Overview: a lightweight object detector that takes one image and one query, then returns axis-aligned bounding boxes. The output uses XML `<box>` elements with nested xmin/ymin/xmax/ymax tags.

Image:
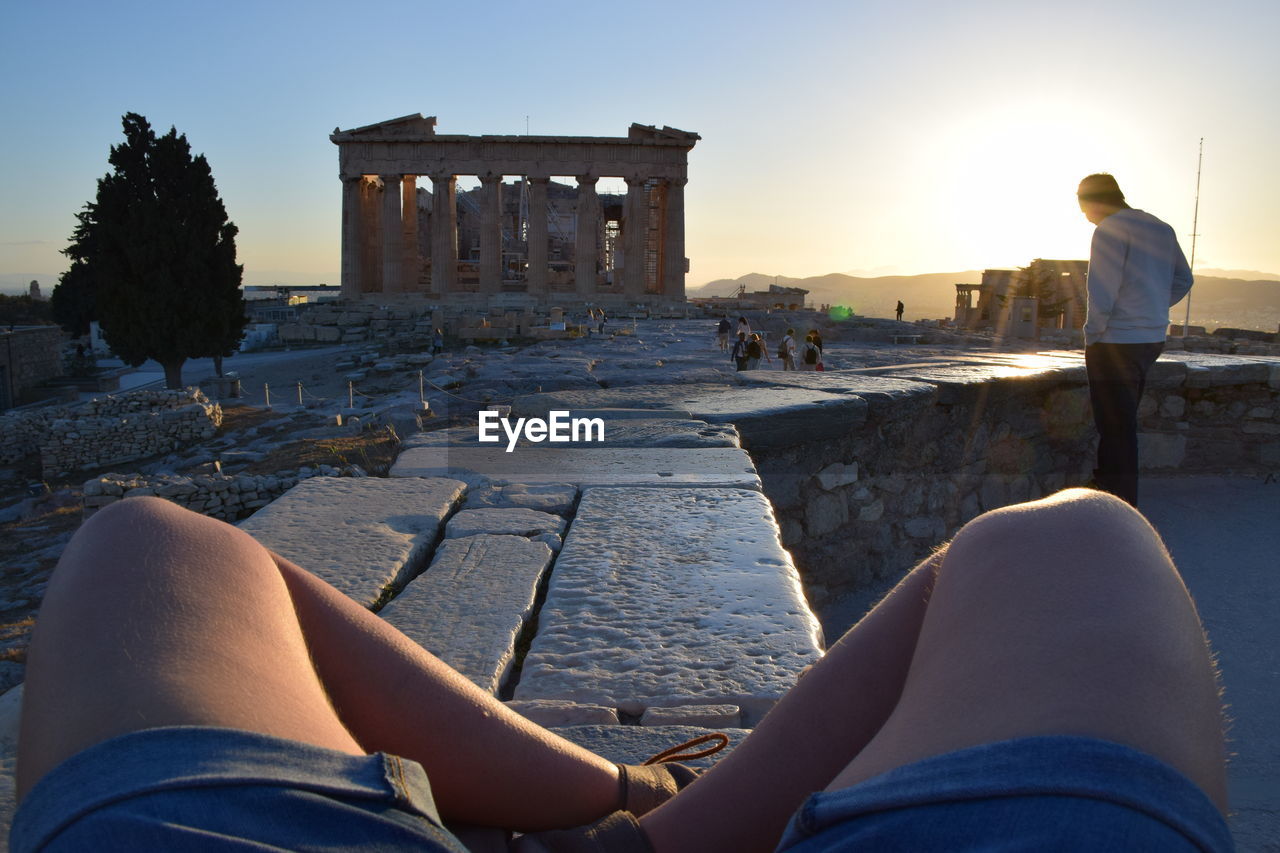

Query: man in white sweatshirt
<box><xmin>1077</xmin><ymin>173</ymin><xmax>1193</xmax><ymax>506</ymax></box>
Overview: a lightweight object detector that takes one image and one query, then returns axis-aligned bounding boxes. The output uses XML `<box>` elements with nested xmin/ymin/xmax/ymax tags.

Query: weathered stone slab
<box><xmin>514</xmin><ymin>383</ymin><xmax>867</xmax><ymax>450</ymax></box>
<box><xmin>379</xmin><ymin>534</ymin><xmax>553</xmax><ymax>694</ymax></box>
<box><xmin>465</xmin><ymin>483</ymin><xmax>579</xmax><ymax>514</ymax></box>
<box><xmin>515</xmin><ymin>487</ymin><xmax>823</xmax><ymax>723</ymax></box>
<box><xmin>391</xmin><ymin>447</ymin><xmax>761</xmax><ymax>491</ymax></box>
<box><xmin>505</xmin><ymin>700</ymin><xmax>621</xmax><ymax>727</ymax></box>
<box><xmin>239</xmin><ymin>477</ymin><xmax>465</xmax><ymax>608</ymax></box>
<box><xmin>1158</xmin><ymin>353</ymin><xmax>1272</xmax><ymax>386</ymax></box>
<box><xmin>884</xmin><ymin>363</ymin><xmax>1084</xmax><ymax>405</ymax></box>
<box><xmin>402</xmin><ymin>416</ymin><xmax>740</xmax><ymax>449</ymax></box>
<box><xmin>641</xmin><ymin>704</ymin><xmax>742</xmax><ymax>728</ymax></box>
<box><xmin>445</xmin><ymin>507</ymin><xmax>567</xmax><ymax>540</ymax></box>
<box><xmin>732</xmin><ymin>371</ymin><xmax>937</xmax><ymax>414</ymax></box>
<box><xmin>552</xmin><ymin>725</ymin><xmax>748</xmax><ymax>769</ymax></box>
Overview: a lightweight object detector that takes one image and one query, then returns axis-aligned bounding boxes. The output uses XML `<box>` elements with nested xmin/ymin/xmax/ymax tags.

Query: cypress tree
<box><xmin>60</xmin><ymin>113</ymin><xmax>246</xmax><ymax>388</ymax></box>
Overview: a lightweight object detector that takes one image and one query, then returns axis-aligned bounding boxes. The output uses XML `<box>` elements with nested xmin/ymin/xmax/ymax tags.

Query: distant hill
<box><xmin>691</xmin><ymin>270</ymin><xmax>1280</xmax><ymax>332</ymax></box>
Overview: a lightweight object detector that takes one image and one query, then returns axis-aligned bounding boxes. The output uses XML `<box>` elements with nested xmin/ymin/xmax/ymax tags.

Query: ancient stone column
<box><xmin>575</xmin><ymin>176</ymin><xmax>600</xmax><ymax>298</ymax></box>
<box><xmin>660</xmin><ymin>177</ymin><xmax>687</xmax><ymax>303</ymax></box>
<box><xmin>479</xmin><ymin>173</ymin><xmax>503</xmax><ymax>294</ymax></box>
<box><xmin>401</xmin><ymin>175</ymin><xmax>419</xmax><ymax>292</ymax></box>
<box><xmin>340</xmin><ymin>176</ymin><xmax>363</xmax><ymax>299</ymax></box>
<box><xmin>623</xmin><ymin>176</ymin><xmax>648</xmax><ymax>299</ymax></box>
<box><xmin>360</xmin><ymin>178</ymin><xmax>382</xmax><ymax>293</ymax></box>
<box><xmin>430</xmin><ymin>172</ymin><xmax>458</xmax><ymax>294</ymax></box>
<box><xmin>527</xmin><ymin>177</ymin><xmax>550</xmax><ymax>297</ymax></box>
<box><xmin>380</xmin><ymin>174</ymin><xmax>404</xmax><ymax>294</ymax></box>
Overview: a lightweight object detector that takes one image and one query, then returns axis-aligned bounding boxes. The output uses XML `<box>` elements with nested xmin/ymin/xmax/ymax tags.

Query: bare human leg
<box><xmin>17</xmin><ymin>496</ymin><xmax>620</xmax><ymax>830</ymax></box>
<box><xmin>641</xmin><ymin>488</ymin><xmax>1226</xmax><ymax>853</ymax></box>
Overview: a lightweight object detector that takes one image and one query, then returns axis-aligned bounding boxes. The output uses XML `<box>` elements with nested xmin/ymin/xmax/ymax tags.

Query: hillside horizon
<box><xmin>691</xmin><ymin>270</ymin><xmax>1280</xmax><ymax>333</ymax></box>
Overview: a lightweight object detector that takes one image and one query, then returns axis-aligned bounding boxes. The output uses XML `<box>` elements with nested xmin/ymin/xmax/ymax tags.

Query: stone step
<box><xmin>379</xmin><ymin>534</ymin><xmax>554</xmax><ymax>695</ymax></box>
<box><xmin>238</xmin><ymin>476</ymin><xmax>466</xmax><ymax>608</ymax></box>
<box><xmin>514</xmin><ymin>487</ymin><xmax>823</xmax><ymax>724</ymax></box>
<box><xmin>391</xmin><ymin>447</ymin><xmax>761</xmax><ymax>491</ymax></box>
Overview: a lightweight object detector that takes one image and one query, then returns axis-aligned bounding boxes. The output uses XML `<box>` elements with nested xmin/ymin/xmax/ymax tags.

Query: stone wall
<box><xmin>81</xmin><ymin>466</ymin><xmax>349</xmax><ymax>522</ymax></box>
<box><xmin>0</xmin><ymin>388</ymin><xmax>221</xmax><ymax>477</ymax></box>
<box><xmin>278</xmin><ymin>303</ymin><xmax>433</xmax><ymax>346</ymax></box>
<box><xmin>744</xmin><ymin>359</ymin><xmax>1280</xmax><ymax>609</ymax></box>
<box><xmin>0</xmin><ymin>325</ymin><xmax>63</xmax><ymax>408</ymax></box>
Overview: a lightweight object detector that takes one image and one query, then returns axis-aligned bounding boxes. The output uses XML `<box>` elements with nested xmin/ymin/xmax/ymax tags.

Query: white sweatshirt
<box><xmin>1085</xmin><ymin>209</ymin><xmax>1193</xmax><ymax>345</ymax></box>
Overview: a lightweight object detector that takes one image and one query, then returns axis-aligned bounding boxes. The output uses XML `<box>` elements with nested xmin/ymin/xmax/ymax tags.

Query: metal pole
<box><xmin>297</xmin><ymin>381</ymin><xmax>303</xmax><ymax>407</ymax></box>
<box><xmin>1182</xmin><ymin>138</ymin><xmax>1203</xmax><ymax>337</ymax></box>
<box><xmin>264</xmin><ymin>383</ymin><xmax>271</xmax><ymax>409</ymax></box>
<box><xmin>418</xmin><ymin>370</ymin><xmax>425</xmax><ymax>407</ymax></box>
<box><xmin>348</xmin><ymin>381</ymin><xmax>354</xmax><ymax>409</ymax></box>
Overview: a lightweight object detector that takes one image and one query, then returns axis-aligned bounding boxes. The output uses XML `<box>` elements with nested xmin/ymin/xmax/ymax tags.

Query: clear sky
<box><xmin>2</xmin><ymin>0</ymin><xmax>1277</xmax><ymax>292</ymax></box>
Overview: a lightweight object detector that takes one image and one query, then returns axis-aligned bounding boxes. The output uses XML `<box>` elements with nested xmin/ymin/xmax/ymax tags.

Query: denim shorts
<box><xmin>10</xmin><ymin>726</ymin><xmax>470</xmax><ymax>852</ymax></box>
<box><xmin>776</xmin><ymin>736</ymin><xmax>1233</xmax><ymax>852</ymax></box>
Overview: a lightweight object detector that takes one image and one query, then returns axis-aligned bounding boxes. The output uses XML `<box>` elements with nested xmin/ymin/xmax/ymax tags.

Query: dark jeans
<box><xmin>1085</xmin><ymin>341</ymin><xmax>1164</xmax><ymax>506</ymax></box>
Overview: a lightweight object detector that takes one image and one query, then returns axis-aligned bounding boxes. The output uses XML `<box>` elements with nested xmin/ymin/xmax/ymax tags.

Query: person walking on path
<box><xmin>736</xmin><ymin>316</ymin><xmax>751</xmax><ymax>339</ymax></box>
<box><xmin>745</xmin><ymin>332</ymin><xmax>771</xmax><ymax>370</ymax></box>
<box><xmin>778</xmin><ymin>328</ymin><xmax>798</xmax><ymax>370</ymax></box>
<box><xmin>716</xmin><ymin>317</ymin><xmax>731</xmax><ymax>352</ymax></box>
<box><xmin>800</xmin><ymin>333</ymin><xmax>822</xmax><ymax>371</ymax></box>
<box><xmin>731</xmin><ymin>331</ymin><xmax>750</xmax><ymax>371</ymax></box>
<box><xmin>895</xmin><ymin>301</ymin><xmax>905</xmax><ymax>322</ymax></box>
<box><xmin>11</xmin><ymin>490</ymin><xmax>1231</xmax><ymax>852</ymax></box>
<box><xmin>1077</xmin><ymin>172</ymin><xmax>1193</xmax><ymax>507</ymax></box>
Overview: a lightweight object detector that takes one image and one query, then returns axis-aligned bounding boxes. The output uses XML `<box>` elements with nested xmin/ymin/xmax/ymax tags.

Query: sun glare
<box><xmin>919</xmin><ymin>102</ymin><xmax>1113</xmax><ymax>268</ymax></box>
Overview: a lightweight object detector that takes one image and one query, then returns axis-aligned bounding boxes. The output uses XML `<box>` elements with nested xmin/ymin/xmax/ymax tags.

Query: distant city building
<box><xmin>28</xmin><ymin>280</ymin><xmax>44</xmax><ymax>301</ymax></box>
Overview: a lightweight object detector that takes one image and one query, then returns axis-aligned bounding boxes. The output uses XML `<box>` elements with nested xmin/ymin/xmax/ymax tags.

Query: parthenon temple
<box><xmin>331</xmin><ymin>115</ymin><xmax>699</xmax><ymax>308</ymax></box>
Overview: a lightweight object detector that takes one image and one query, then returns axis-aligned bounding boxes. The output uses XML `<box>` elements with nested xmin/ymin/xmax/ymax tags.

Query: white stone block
<box><xmin>239</xmin><ymin>477</ymin><xmax>465</xmax><ymax>607</ymax></box>
<box><xmin>505</xmin><ymin>700</ymin><xmax>620</xmax><ymax>727</ymax></box>
<box><xmin>391</xmin><ymin>447</ymin><xmax>761</xmax><ymax>491</ymax></box>
<box><xmin>640</xmin><ymin>704</ymin><xmax>742</xmax><ymax>728</ymax></box>
<box><xmin>515</xmin><ymin>487</ymin><xmax>823</xmax><ymax>724</ymax></box>
<box><xmin>379</xmin><ymin>534</ymin><xmax>553</xmax><ymax>695</ymax></box>
<box><xmin>445</xmin><ymin>507</ymin><xmax>566</xmax><ymax>540</ymax></box>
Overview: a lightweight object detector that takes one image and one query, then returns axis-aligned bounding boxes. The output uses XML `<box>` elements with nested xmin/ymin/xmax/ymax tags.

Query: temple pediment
<box><xmin>629</xmin><ymin>123</ymin><xmax>701</xmax><ymax>143</ymax></box>
<box><xmin>330</xmin><ymin>114</ymin><xmax>438</xmax><ymax>143</ymax></box>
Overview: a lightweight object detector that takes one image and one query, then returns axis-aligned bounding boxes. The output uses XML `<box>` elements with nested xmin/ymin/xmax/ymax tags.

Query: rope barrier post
<box><xmin>264</xmin><ymin>383</ymin><xmax>271</xmax><ymax>409</ymax></box>
<box><xmin>297</xmin><ymin>381</ymin><xmax>303</xmax><ymax>407</ymax></box>
<box><xmin>348</xmin><ymin>381</ymin><xmax>354</xmax><ymax>409</ymax></box>
<box><xmin>418</xmin><ymin>370</ymin><xmax>425</xmax><ymax>409</ymax></box>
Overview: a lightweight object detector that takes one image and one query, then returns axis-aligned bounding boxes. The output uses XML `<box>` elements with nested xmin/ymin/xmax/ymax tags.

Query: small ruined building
<box><xmin>954</xmin><ymin>260</ymin><xmax>1088</xmax><ymax>338</ymax></box>
<box><xmin>692</xmin><ymin>283</ymin><xmax>811</xmax><ymax>312</ymax></box>
<box><xmin>331</xmin><ymin>115</ymin><xmax>698</xmax><ymax>309</ymax></box>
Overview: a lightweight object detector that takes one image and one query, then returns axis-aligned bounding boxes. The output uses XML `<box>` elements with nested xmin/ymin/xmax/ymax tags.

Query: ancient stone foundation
<box><xmin>0</xmin><ymin>388</ymin><xmax>221</xmax><ymax>478</ymax></box>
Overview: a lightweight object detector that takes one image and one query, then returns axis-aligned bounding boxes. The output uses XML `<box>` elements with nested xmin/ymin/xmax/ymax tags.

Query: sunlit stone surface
<box><xmin>379</xmin><ymin>534</ymin><xmax>553</xmax><ymax>694</ymax></box>
<box><xmin>515</xmin><ymin>487</ymin><xmax>823</xmax><ymax>723</ymax></box>
<box><xmin>238</xmin><ymin>476</ymin><xmax>465</xmax><ymax>607</ymax></box>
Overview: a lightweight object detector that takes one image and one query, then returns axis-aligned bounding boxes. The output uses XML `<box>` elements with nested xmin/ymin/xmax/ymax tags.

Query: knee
<box><xmin>60</xmin><ymin>497</ymin><xmax>256</xmax><ymax>587</ymax></box>
<box><xmin>944</xmin><ymin>487</ymin><xmax>1170</xmax><ymax>584</ymax></box>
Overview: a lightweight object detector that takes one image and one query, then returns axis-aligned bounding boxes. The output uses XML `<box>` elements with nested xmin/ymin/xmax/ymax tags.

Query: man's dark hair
<box><xmin>1078</xmin><ymin>173</ymin><xmax>1128</xmax><ymax>207</ymax></box>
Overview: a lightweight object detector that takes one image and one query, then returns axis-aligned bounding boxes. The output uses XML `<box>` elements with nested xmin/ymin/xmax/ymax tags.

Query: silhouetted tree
<box><xmin>62</xmin><ymin>113</ymin><xmax>246</xmax><ymax>388</ymax></box>
<box><xmin>50</xmin><ymin>261</ymin><xmax>97</xmax><ymax>337</ymax></box>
